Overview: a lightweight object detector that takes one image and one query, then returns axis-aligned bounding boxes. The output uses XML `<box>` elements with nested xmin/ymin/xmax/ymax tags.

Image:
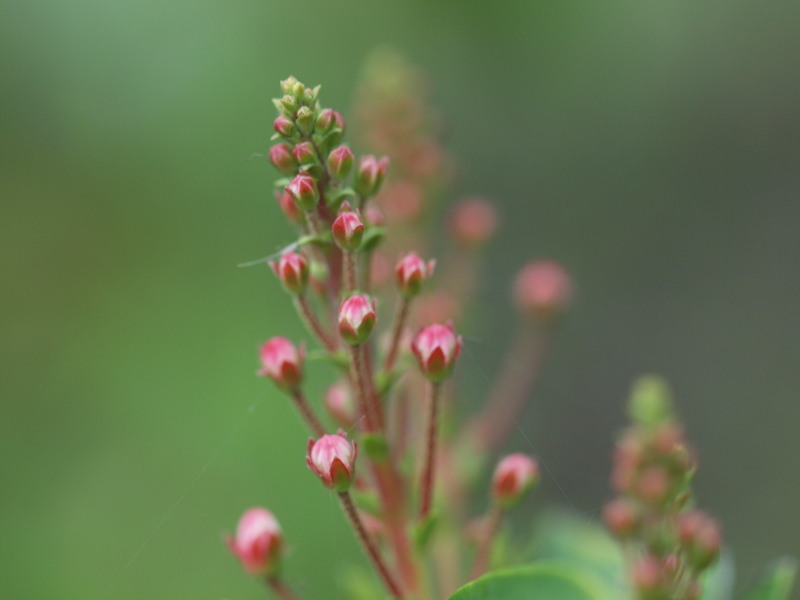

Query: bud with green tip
<box><xmin>291</xmin><ymin>141</ymin><xmax>317</xmax><ymax>166</ymax></box>
<box><xmin>296</xmin><ymin>106</ymin><xmax>315</xmax><ymax>136</ymax></box>
<box><xmin>274</xmin><ymin>115</ymin><xmax>296</xmax><ymax>138</ymax></box>
<box><xmin>285</xmin><ymin>173</ymin><xmax>318</xmax><ymax>211</ymax></box>
<box><xmin>331</xmin><ymin>202</ymin><xmax>364</xmax><ymax>251</ymax></box>
<box><xmin>268</xmin><ymin>144</ymin><xmax>297</xmax><ymax>175</ymax></box>
<box><xmin>328</xmin><ymin>145</ymin><xmax>354</xmax><ymax>179</ymax></box>
<box><xmin>355</xmin><ymin>155</ymin><xmax>389</xmax><ymax>197</ymax></box>
<box><xmin>338</xmin><ymin>294</ymin><xmax>377</xmax><ymax>345</ymax></box>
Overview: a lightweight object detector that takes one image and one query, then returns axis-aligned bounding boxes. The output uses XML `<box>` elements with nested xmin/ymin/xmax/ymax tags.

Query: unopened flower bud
<box><xmin>332</xmin><ymin>202</ymin><xmax>364</xmax><ymax>251</ymax></box>
<box><xmin>677</xmin><ymin>510</ymin><xmax>722</xmax><ymax>570</ymax></box>
<box><xmin>302</xmin><ymin>84</ymin><xmax>319</xmax><ymax>106</ymax></box>
<box><xmin>513</xmin><ymin>259</ymin><xmax>572</xmax><ymax>320</ymax></box>
<box><xmin>280</xmin><ymin>75</ymin><xmax>299</xmax><ymax>96</ymax></box>
<box><xmin>355</xmin><ymin>155</ymin><xmax>389</xmax><ymax>197</ymax></box>
<box><xmin>315</xmin><ymin>108</ymin><xmax>336</xmax><ymax>134</ymax></box>
<box><xmin>338</xmin><ymin>294</ymin><xmax>377</xmax><ymax>345</ymax></box>
<box><xmin>226</xmin><ymin>507</ymin><xmax>284</xmax><ymax>575</ymax></box>
<box><xmin>270</xmin><ymin>251</ymin><xmax>309</xmax><ymax>294</ymax></box>
<box><xmin>631</xmin><ymin>555</ymin><xmax>663</xmax><ymax>594</ymax></box>
<box><xmin>395</xmin><ymin>252</ymin><xmax>435</xmax><ymax>297</ymax></box>
<box><xmin>306</xmin><ymin>432</ymin><xmax>358</xmax><ymax>491</ymax></box>
<box><xmin>279</xmin><ymin>94</ymin><xmax>298</xmax><ymax>114</ymax></box>
<box><xmin>637</xmin><ymin>466</ymin><xmax>671</xmax><ymax>504</ymax></box>
<box><xmin>291</xmin><ymin>141</ymin><xmax>317</xmax><ymax>166</ymax></box>
<box><xmin>273</xmin><ymin>115</ymin><xmax>296</xmax><ymax>138</ymax></box>
<box><xmin>411</xmin><ymin>322</ymin><xmax>462</xmax><ymax>381</ymax></box>
<box><xmin>285</xmin><ymin>173</ymin><xmax>318</xmax><ymax>211</ymax></box>
<box><xmin>448</xmin><ymin>198</ymin><xmax>498</xmax><ymax>249</ymax></box>
<box><xmin>364</xmin><ymin>204</ymin><xmax>385</xmax><ymax>227</ymax></box>
<box><xmin>295</xmin><ymin>106</ymin><xmax>315</xmax><ymax>136</ymax></box>
<box><xmin>325</xmin><ymin>380</ymin><xmax>356</xmax><ymax>428</ymax></box>
<box><xmin>268</xmin><ymin>143</ymin><xmax>297</xmax><ymax>175</ymax></box>
<box><xmin>328</xmin><ymin>145</ymin><xmax>355</xmax><ymax>179</ymax></box>
<box><xmin>603</xmin><ymin>498</ymin><xmax>640</xmax><ymax>539</ymax></box>
<box><xmin>276</xmin><ymin>190</ymin><xmax>305</xmax><ymax>226</ymax></box>
<box><xmin>258</xmin><ymin>337</ymin><xmax>304</xmax><ymax>390</ymax></box>
<box><xmin>491</xmin><ymin>453</ymin><xmax>539</xmax><ymax>508</ymax></box>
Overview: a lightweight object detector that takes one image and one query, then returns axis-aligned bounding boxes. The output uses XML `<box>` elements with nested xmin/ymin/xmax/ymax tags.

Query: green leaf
<box><xmin>738</xmin><ymin>557</ymin><xmax>797</xmax><ymax>600</ymax></box>
<box><xmin>700</xmin><ymin>549</ymin><xmax>735</xmax><ymax>600</ymax></box>
<box><xmin>413</xmin><ymin>513</ymin><xmax>439</xmax><ymax>551</ymax></box>
<box><xmin>306</xmin><ymin>349</ymin><xmax>349</xmax><ymax>371</ymax></box>
<box><xmin>359</xmin><ymin>225</ymin><xmax>386</xmax><ymax>252</ymax></box>
<box><xmin>361</xmin><ymin>433</ymin><xmax>390</xmax><ymax>462</ymax></box>
<box><xmin>447</xmin><ymin>562</ymin><xmax>618</xmax><ymax>600</ymax></box>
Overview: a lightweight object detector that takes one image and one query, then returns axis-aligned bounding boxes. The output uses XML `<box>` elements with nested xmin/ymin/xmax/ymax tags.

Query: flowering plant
<box><xmin>226</xmin><ymin>56</ymin><xmax>796</xmax><ymax>600</ymax></box>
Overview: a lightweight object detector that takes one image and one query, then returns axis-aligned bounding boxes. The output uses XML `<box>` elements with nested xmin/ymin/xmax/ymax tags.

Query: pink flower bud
<box><xmin>315</xmin><ymin>108</ymin><xmax>337</xmax><ymax>134</ymax></box>
<box><xmin>603</xmin><ymin>498</ymin><xmax>639</xmax><ymax>539</ymax></box>
<box><xmin>226</xmin><ymin>507</ymin><xmax>283</xmax><ymax>575</ymax></box>
<box><xmin>414</xmin><ymin>290</ymin><xmax>460</xmax><ymax>325</ymax></box>
<box><xmin>324</xmin><ymin>380</ymin><xmax>356</xmax><ymax>429</ymax></box>
<box><xmin>258</xmin><ymin>337</ymin><xmax>304</xmax><ymax>390</ymax></box>
<box><xmin>285</xmin><ymin>173</ymin><xmax>318</xmax><ymax>211</ymax></box>
<box><xmin>273</xmin><ymin>115</ymin><xmax>296</xmax><ymax>137</ymax></box>
<box><xmin>677</xmin><ymin>510</ymin><xmax>721</xmax><ymax>569</ymax></box>
<box><xmin>364</xmin><ymin>204</ymin><xmax>385</xmax><ymax>227</ymax></box>
<box><xmin>491</xmin><ymin>453</ymin><xmax>539</xmax><ymax>508</ymax></box>
<box><xmin>355</xmin><ymin>155</ymin><xmax>389</xmax><ymax>197</ymax></box>
<box><xmin>631</xmin><ymin>555</ymin><xmax>663</xmax><ymax>593</ymax></box>
<box><xmin>412</xmin><ymin>322</ymin><xmax>462</xmax><ymax>381</ymax></box>
<box><xmin>331</xmin><ymin>202</ymin><xmax>364</xmax><ymax>250</ymax></box>
<box><xmin>379</xmin><ymin>181</ymin><xmax>423</xmax><ymax>223</ymax></box>
<box><xmin>291</xmin><ymin>141</ymin><xmax>317</xmax><ymax>166</ymax></box>
<box><xmin>276</xmin><ymin>190</ymin><xmax>305</xmax><ymax>226</ymax></box>
<box><xmin>295</xmin><ymin>106</ymin><xmax>315</xmax><ymax>136</ymax></box>
<box><xmin>448</xmin><ymin>198</ymin><xmax>498</xmax><ymax>249</ymax></box>
<box><xmin>338</xmin><ymin>294</ymin><xmax>377</xmax><ymax>345</ymax></box>
<box><xmin>306</xmin><ymin>432</ymin><xmax>358</xmax><ymax>491</ymax></box>
<box><xmin>395</xmin><ymin>252</ymin><xmax>435</xmax><ymax>297</ymax></box>
<box><xmin>268</xmin><ymin>144</ymin><xmax>297</xmax><ymax>175</ymax></box>
<box><xmin>328</xmin><ymin>145</ymin><xmax>355</xmax><ymax>179</ymax></box>
<box><xmin>637</xmin><ymin>466</ymin><xmax>671</xmax><ymax>504</ymax></box>
<box><xmin>269</xmin><ymin>251</ymin><xmax>309</xmax><ymax>295</ymax></box>
<box><xmin>513</xmin><ymin>259</ymin><xmax>572</xmax><ymax>319</ymax></box>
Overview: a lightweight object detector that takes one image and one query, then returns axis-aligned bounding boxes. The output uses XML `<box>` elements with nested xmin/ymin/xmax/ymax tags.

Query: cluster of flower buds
<box><xmin>604</xmin><ymin>376</ymin><xmax>722</xmax><ymax>600</ymax></box>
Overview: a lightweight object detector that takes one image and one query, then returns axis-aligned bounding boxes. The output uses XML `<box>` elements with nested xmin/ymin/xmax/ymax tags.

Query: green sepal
<box><xmin>307</xmin><ymin>349</ymin><xmax>349</xmax><ymax>371</ymax></box>
<box><xmin>361</xmin><ymin>433</ymin><xmax>390</xmax><ymax>462</ymax></box>
<box><xmin>272</xmin><ymin>97</ymin><xmax>292</xmax><ymax>117</ymax></box>
<box><xmin>413</xmin><ymin>513</ymin><xmax>439</xmax><ymax>551</ymax></box>
<box><xmin>317</xmin><ymin>127</ymin><xmax>343</xmax><ymax>154</ymax></box>
<box><xmin>274</xmin><ymin>177</ymin><xmax>292</xmax><ymax>189</ymax></box>
<box><xmin>328</xmin><ymin>187</ymin><xmax>356</xmax><ymax>212</ymax></box>
<box><xmin>350</xmin><ymin>489</ymin><xmax>382</xmax><ymax>516</ymax></box>
<box><xmin>359</xmin><ymin>226</ymin><xmax>387</xmax><ymax>253</ymax></box>
<box><xmin>375</xmin><ymin>368</ymin><xmax>403</xmax><ymax>398</ymax></box>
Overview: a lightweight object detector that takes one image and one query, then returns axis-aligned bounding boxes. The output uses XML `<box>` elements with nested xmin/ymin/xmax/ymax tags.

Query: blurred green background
<box><xmin>2</xmin><ymin>0</ymin><xmax>800</xmax><ymax>598</ymax></box>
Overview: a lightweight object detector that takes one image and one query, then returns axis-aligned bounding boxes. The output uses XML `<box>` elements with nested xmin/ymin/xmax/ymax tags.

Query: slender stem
<box><xmin>338</xmin><ymin>491</ymin><xmax>405</xmax><ymax>599</ymax></box>
<box><xmin>362</xmin><ymin>341</ymin><xmax>384</xmax><ymax>429</ymax></box>
<box><xmin>469</xmin><ymin>506</ymin><xmax>504</xmax><ymax>580</ymax></box>
<box><xmin>290</xmin><ymin>388</ymin><xmax>326</xmax><ymax>437</ymax></box>
<box><xmin>343</xmin><ymin>250</ymin><xmax>357</xmax><ymax>293</ymax></box>
<box><xmin>265</xmin><ymin>577</ymin><xmax>303</xmax><ymax>600</ymax></box>
<box><xmin>419</xmin><ymin>381</ymin><xmax>442</xmax><ymax>521</ymax></box>
<box><xmin>349</xmin><ymin>345</ymin><xmax>376</xmax><ymax>431</ymax></box>
<box><xmin>383</xmin><ymin>296</ymin><xmax>410</xmax><ymax>373</ymax></box>
<box><xmin>294</xmin><ymin>293</ymin><xmax>338</xmax><ymax>352</ymax></box>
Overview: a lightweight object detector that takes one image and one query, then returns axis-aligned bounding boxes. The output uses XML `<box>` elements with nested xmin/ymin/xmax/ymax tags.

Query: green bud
<box><xmin>280</xmin><ymin>94</ymin><xmax>298</xmax><ymax>115</ymax></box>
<box><xmin>296</xmin><ymin>106</ymin><xmax>315</xmax><ymax>136</ymax></box>
<box><xmin>628</xmin><ymin>375</ymin><xmax>673</xmax><ymax>429</ymax></box>
<box><xmin>280</xmin><ymin>75</ymin><xmax>299</xmax><ymax>95</ymax></box>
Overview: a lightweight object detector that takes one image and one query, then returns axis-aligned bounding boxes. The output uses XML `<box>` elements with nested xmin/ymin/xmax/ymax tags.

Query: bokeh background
<box><xmin>2</xmin><ymin>0</ymin><xmax>800</xmax><ymax>598</ymax></box>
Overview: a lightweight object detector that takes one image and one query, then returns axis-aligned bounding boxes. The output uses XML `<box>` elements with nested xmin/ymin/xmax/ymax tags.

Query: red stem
<box><xmin>468</xmin><ymin>505</ymin><xmax>504</xmax><ymax>580</ymax></box>
<box><xmin>265</xmin><ymin>577</ymin><xmax>303</xmax><ymax>600</ymax></box>
<box><xmin>383</xmin><ymin>296</ymin><xmax>410</xmax><ymax>373</ymax></box>
<box><xmin>419</xmin><ymin>381</ymin><xmax>442</xmax><ymax>521</ymax></box>
<box><xmin>338</xmin><ymin>491</ymin><xmax>405</xmax><ymax>599</ymax></box>
<box><xmin>294</xmin><ymin>294</ymin><xmax>338</xmax><ymax>352</ymax></box>
<box><xmin>343</xmin><ymin>250</ymin><xmax>357</xmax><ymax>293</ymax></box>
<box><xmin>290</xmin><ymin>389</ymin><xmax>326</xmax><ymax>437</ymax></box>
<box><xmin>350</xmin><ymin>345</ymin><xmax>377</xmax><ymax>431</ymax></box>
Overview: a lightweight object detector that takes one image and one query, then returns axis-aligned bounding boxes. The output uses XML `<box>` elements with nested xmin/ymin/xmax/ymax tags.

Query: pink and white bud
<box><xmin>291</xmin><ymin>141</ymin><xmax>317</xmax><ymax>166</ymax></box>
<box><xmin>273</xmin><ymin>115</ymin><xmax>296</xmax><ymax>138</ymax></box>
<box><xmin>411</xmin><ymin>322</ymin><xmax>462</xmax><ymax>381</ymax></box>
<box><xmin>269</xmin><ymin>251</ymin><xmax>309</xmax><ymax>295</ymax></box>
<box><xmin>331</xmin><ymin>202</ymin><xmax>364</xmax><ymax>251</ymax></box>
<box><xmin>226</xmin><ymin>507</ymin><xmax>284</xmax><ymax>575</ymax></box>
<box><xmin>268</xmin><ymin>144</ymin><xmax>297</xmax><ymax>175</ymax></box>
<box><xmin>448</xmin><ymin>198</ymin><xmax>498</xmax><ymax>249</ymax></box>
<box><xmin>513</xmin><ymin>259</ymin><xmax>572</xmax><ymax>319</ymax></box>
<box><xmin>285</xmin><ymin>173</ymin><xmax>319</xmax><ymax>211</ymax></box>
<box><xmin>328</xmin><ymin>145</ymin><xmax>355</xmax><ymax>179</ymax></box>
<box><xmin>324</xmin><ymin>380</ymin><xmax>356</xmax><ymax>429</ymax></box>
<box><xmin>395</xmin><ymin>252</ymin><xmax>435</xmax><ymax>297</ymax></box>
<box><xmin>338</xmin><ymin>294</ymin><xmax>377</xmax><ymax>345</ymax></box>
<box><xmin>491</xmin><ymin>453</ymin><xmax>539</xmax><ymax>508</ymax></box>
<box><xmin>355</xmin><ymin>155</ymin><xmax>389</xmax><ymax>197</ymax></box>
<box><xmin>276</xmin><ymin>190</ymin><xmax>305</xmax><ymax>226</ymax></box>
<box><xmin>306</xmin><ymin>432</ymin><xmax>358</xmax><ymax>491</ymax></box>
<box><xmin>258</xmin><ymin>337</ymin><xmax>304</xmax><ymax>390</ymax></box>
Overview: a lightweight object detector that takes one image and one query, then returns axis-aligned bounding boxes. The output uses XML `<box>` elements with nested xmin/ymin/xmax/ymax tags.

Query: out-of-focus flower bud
<box><xmin>491</xmin><ymin>453</ymin><xmax>539</xmax><ymax>508</ymax></box>
<box><xmin>302</xmin><ymin>85</ymin><xmax>320</xmax><ymax>106</ymax></box>
<box><xmin>395</xmin><ymin>252</ymin><xmax>435</xmax><ymax>297</ymax></box>
<box><xmin>226</xmin><ymin>507</ymin><xmax>284</xmax><ymax>575</ymax></box>
<box><xmin>448</xmin><ymin>198</ymin><xmax>498</xmax><ymax>249</ymax></box>
<box><xmin>276</xmin><ymin>190</ymin><xmax>305</xmax><ymax>226</ymax></box>
<box><xmin>637</xmin><ymin>466</ymin><xmax>671</xmax><ymax>504</ymax></box>
<box><xmin>285</xmin><ymin>173</ymin><xmax>318</xmax><ymax>211</ymax></box>
<box><xmin>355</xmin><ymin>155</ymin><xmax>389</xmax><ymax>197</ymax></box>
<box><xmin>291</xmin><ymin>141</ymin><xmax>317</xmax><ymax>166</ymax></box>
<box><xmin>274</xmin><ymin>115</ymin><xmax>296</xmax><ymax>138</ymax></box>
<box><xmin>280</xmin><ymin>76</ymin><xmax>299</xmax><ymax>96</ymax></box>
<box><xmin>411</xmin><ymin>322</ymin><xmax>461</xmax><ymax>381</ymax></box>
<box><xmin>306</xmin><ymin>432</ymin><xmax>358</xmax><ymax>491</ymax></box>
<box><xmin>631</xmin><ymin>555</ymin><xmax>663</xmax><ymax>594</ymax></box>
<box><xmin>513</xmin><ymin>259</ymin><xmax>572</xmax><ymax>320</ymax></box>
<box><xmin>677</xmin><ymin>510</ymin><xmax>722</xmax><ymax>570</ymax></box>
<box><xmin>268</xmin><ymin>144</ymin><xmax>297</xmax><ymax>175</ymax></box>
<box><xmin>331</xmin><ymin>202</ymin><xmax>364</xmax><ymax>251</ymax></box>
<box><xmin>338</xmin><ymin>294</ymin><xmax>377</xmax><ymax>345</ymax></box>
<box><xmin>628</xmin><ymin>375</ymin><xmax>673</xmax><ymax>430</ymax></box>
<box><xmin>315</xmin><ymin>108</ymin><xmax>337</xmax><ymax>134</ymax></box>
<box><xmin>328</xmin><ymin>145</ymin><xmax>355</xmax><ymax>179</ymax></box>
<box><xmin>364</xmin><ymin>204</ymin><xmax>385</xmax><ymax>227</ymax></box>
<box><xmin>269</xmin><ymin>251</ymin><xmax>309</xmax><ymax>295</ymax></box>
<box><xmin>603</xmin><ymin>498</ymin><xmax>640</xmax><ymax>539</ymax></box>
<box><xmin>258</xmin><ymin>337</ymin><xmax>304</xmax><ymax>390</ymax></box>
<box><xmin>651</xmin><ymin>423</ymin><xmax>684</xmax><ymax>456</ymax></box>
<box><xmin>324</xmin><ymin>380</ymin><xmax>356</xmax><ymax>429</ymax></box>
<box><xmin>369</xmin><ymin>251</ymin><xmax>393</xmax><ymax>289</ymax></box>
<box><xmin>378</xmin><ymin>181</ymin><xmax>423</xmax><ymax>223</ymax></box>
<box><xmin>414</xmin><ymin>291</ymin><xmax>461</xmax><ymax>326</ymax></box>
<box><xmin>295</xmin><ymin>106</ymin><xmax>315</xmax><ymax>136</ymax></box>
